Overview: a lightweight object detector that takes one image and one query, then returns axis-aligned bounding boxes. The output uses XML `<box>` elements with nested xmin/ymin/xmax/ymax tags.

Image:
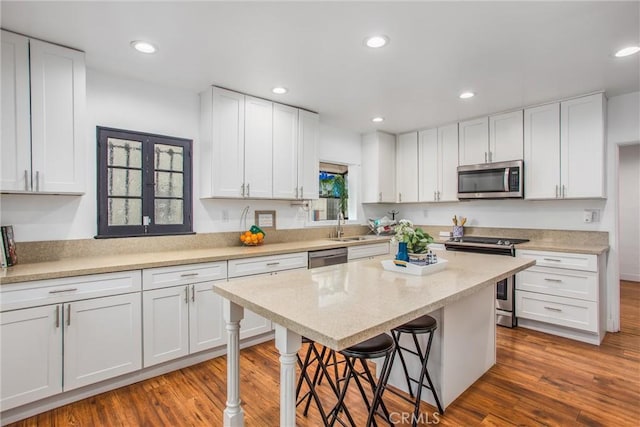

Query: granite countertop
<box><xmin>0</xmin><ymin>238</ymin><xmax>391</xmax><ymax>285</ymax></box>
<box><xmin>517</xmin><ymin>241</ymin><xmax>609</xmax><ymax>255</ymax></box>
<box><xmin>213</xmin><ymin>251</ymin><xmax>535</xmax><ymax>350</ymax></box>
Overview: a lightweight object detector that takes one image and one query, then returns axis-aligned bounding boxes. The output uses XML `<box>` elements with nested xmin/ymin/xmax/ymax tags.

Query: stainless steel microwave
<box><xmin>457</xmin><ymin>160</ymin><xmax>524</xmax><ymax>199</ymax></box>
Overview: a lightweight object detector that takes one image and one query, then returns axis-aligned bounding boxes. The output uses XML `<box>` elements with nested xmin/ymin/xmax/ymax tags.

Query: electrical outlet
<box><xmin>583</xmin><ymin>210</ymin><xmax>593</xmax><ymax>223</ymax></box>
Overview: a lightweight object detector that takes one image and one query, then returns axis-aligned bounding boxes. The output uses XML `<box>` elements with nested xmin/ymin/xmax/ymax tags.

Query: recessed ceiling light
<box><xmin>372</xmin><ymin>117</ymin><xmax>384</xmax><ymax>123</ymax></box>
<box><xmin>614</xmin><ymin>46</ymin><xmax>640</xmax><ymax>57</ymax></box>
<box><xmin>272</xmin><ymin>87</ymin><xmax>288</xmax><ymax>94</ymax></box>
<box><xmin>365</xmin><ymin>35</ymin><xmax>389</xmax><ymax>49</ymax></box>
<box><xmin>130</xmin><ymin>40</ymin><xmax>157</xmax><ymax>54</ymax></box>
<box><xmin>459</xmin><ymin>91</ymin><xmax>475</xmax><ymax>99</ymax></box>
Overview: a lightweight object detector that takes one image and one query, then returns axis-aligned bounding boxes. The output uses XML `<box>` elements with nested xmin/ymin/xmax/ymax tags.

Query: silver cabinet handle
<box><xmin>191</xmin><ymin>285</ymin><xmax>195</xmax><ymax>302</ymax></box>
<box><xmin>180</xmin><ymin>272</ymin><xmax>199</xmax><ymax>278</ymax></box>
<box><xmin>437</xmin><ymin>190</ymin><xmax>441</xmax><ymax>201</ymax></box>
<box><xmin>484</xmin><ymin>152</ymin><xmax>488</xmax><ymax>163</ymax></box>
<box><xmin>562</xmin><ymin>185</ymin><xmax>566</xmax><ymax>198</ymax></box>
<box><xmin>544</xmin><ymin>306</ymin><xmax>562</xmax><ymax>312</ymax></box>
<box><xmin>49</xmin><ymin>288</ymin><xmax>78</xmax><ymax>294</ymax></box>
<box><xmin>241</xmin><ymin>183</ymin><xmax>245</xmax><ymax>197</ymax></box>
<box><xmin>378</xmin><ymin>192</ymin><xmax>382</xmax><ymax>202</ymax></box>
<box><xmin>246</xmin><ymin>183</ymin><xmax>250</xmax><ymax>197</ymax></box>
<box><xmin>67</xmin><ymin>304</ymin><xmax>71</xmax><ymax>326</ymax></box>
<box><xmin>36</xmin><ymin>171</ymin><xmax>40</xmax><ymax>191</ymax></box>
<box><xmin>185</xmin><ymin>286</ymin><xmax>189</xmax><ymax>304</ymax></box>
<box><xmin>543</xmin><ymin>258</ymin><xmax>562</xmax><ymax>262</ymax></box>
<box><xmin>24</xmin><ymin>170</ymin><xmax>29</xmax><ymax>191</ymax></box>
<box><xmin>55</xmin><ymin>305</ymin><xmax>60</xmax><ymax>328</ymax></box>
<box><xmin>434</xmin><ymin>191</ymin><xmax>436</xmax><ymax>201</ymax></box>
<box><xmin>266</xmin><ymin>262</ymin><xmax>280</xmax><ymax>266</ymax></box>
<box><xmin>398</xmin><ymin>192</ymin><xmax>402</xmax><ymax>203</ymax></box>
<box><xmin>544</xmin><ymin>278</ymin><xmax>563</xmax><ymax>283</ymax></box>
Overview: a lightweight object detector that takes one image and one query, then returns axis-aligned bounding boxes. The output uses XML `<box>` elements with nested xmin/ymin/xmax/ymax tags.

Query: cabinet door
<box><xmin>206</xmin><ymin>87</ymin><xmax>245</xmax><ymax>198</ymax></box>
<box><xmin>244</xmin><ymin>96</ymin><xmax>273</xmax><ymax>198</ymax></box>
<box><xmin>0</xmin><ymin>305</ymin><xmax>62</xmax><ymax>410</ymax></box>
<box><xmin>524</xmin><ymin>103</ymin><xmax>560</xmax><ymax>199</ymax></box>
<box><xmin>64</xmin><ymin>293</ymin><xmax>141</xmax><ymax>390</ymax></box>
<box><xmin>378</xmin><ymin>132</ymin><xmax>396</xmax><ymax>202</ymax></box>
<box><xmin>189</xmin><ymin>281</ymin><xmax>225</xmax><ymax>353</ymax></box>
<box><xmin>396</xmin><ymin>132</ymin><xmax>419</xmax><ymax>203</ymax></box>
<box><xmin>29</xmin><ymin>39</ymin><xmax>85</xmax><ymax>193</ymax></box>
<box><xmin>361</xmin><ymin>133</ymin><xmax>381</xmax><ymax>203</ymax></box>
<box><xmin>458</xmin><ymin>117</ymin><xmax>488</xmax><ymax>165</ymax></box>
<box><xmin>273</xmin><ymin>104</ymin><xmax>299</xmax><ymax>199</ymax></box>
<box><xmin>489</xmin><ymin>110</ymin><xmax>523</xmax><ymax>162</ymax></box>
<box><xmin>560</xmin><ymin>93</ymin><xmax>605</xmax><ymax>198</ymax></box>
<box><xmin>418</xmin><ymin>129</ymin><xmax>438</xmax><ymax>202</ymax></box>
<box><xmin>298</xmin><ymin>110</ymin><xmax>319</xmax><ymax>200</ymax></box>
<box><xmin>438</xmin><ymin>123</ymin><xmax>460</xmax><ymax>202</ymax></box>
<box><xmin>142</xmin><ymin>286</ymin><xmax>189</xmax><ymax>367</ymax></box>
<box><xmin>1</xmin><ymin>31</ymin><xmax>31</xmax><ymax>192</ymax></box>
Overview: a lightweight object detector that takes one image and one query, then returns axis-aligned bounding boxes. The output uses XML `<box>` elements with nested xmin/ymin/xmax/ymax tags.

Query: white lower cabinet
<box><xmin>516</xmin><ymin>249</ymin><xmax>605</xmax><ymax>344</ymax></box>
<box><xmin>1</xmin><ymin>305</ymin><xmax>62</xmax><ymax>410</ymax></box>
<box><xmin>0</xmin><ymin>271</ymin><xmax>142</xmax><ymax>411</ymax></box>
<box><xmin>142</xmin><ymin>262</ymin><xmax>226</xmax><ymax>367</ymax></box>
<box><xmin>347</xmin><ymin>242</ymin><xmax>390</xmax><ymax>261</ymax></box>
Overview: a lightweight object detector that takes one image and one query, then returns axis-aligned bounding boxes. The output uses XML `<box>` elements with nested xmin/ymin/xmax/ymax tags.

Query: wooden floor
<box><xmin>6</xmin><ymin>281</ymin><xmax>639</xmax><ymax>426</ymax></box>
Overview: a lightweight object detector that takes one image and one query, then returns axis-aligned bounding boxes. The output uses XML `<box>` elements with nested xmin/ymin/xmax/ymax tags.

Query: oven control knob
<box><xmin>503</xmin><ymin>240</ymin><xmax>511</xmax><ymax>245</ymax></box>
<box><xmin>497</xmin><ymin>240</ymin><xmax>504</xmax><ymax>245</ymax></box>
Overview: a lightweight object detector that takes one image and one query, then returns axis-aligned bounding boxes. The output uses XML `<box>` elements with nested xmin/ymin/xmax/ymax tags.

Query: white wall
<box><xmin>0</xmin><ymin>70</ymin><xmax>363</xmax><ymax>242</ymax></box>
<box><xmin>618</xmin><ymin>144</ymin><xmax>640</xmax><ymax>282</ymax></box>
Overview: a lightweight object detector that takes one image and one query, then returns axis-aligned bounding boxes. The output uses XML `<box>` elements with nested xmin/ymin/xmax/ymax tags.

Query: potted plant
<box><xmin>393</xmin><ymin>219</ymin><xmax>434</xmax><ymax>262</ymax></box>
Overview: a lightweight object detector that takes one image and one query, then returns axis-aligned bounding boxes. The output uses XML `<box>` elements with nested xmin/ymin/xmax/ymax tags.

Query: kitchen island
<box><xmin>213</xmin><ymin>250</ymin><xmax>535</xmax><ymax>426</ymax></box>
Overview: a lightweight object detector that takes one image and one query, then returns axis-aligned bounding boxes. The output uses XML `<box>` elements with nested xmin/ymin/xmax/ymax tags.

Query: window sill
<box><xmin>94</xmin><ymin>231</ymin><xmax>196</xmax><ymax>239</ymax></box>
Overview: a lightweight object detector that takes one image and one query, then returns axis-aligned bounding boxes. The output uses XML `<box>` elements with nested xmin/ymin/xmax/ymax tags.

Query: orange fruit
<box><xmin>244</xmin><ymin>231</ymin><xmax>252</xmax><ymax>237</ymax></box>
<box><xmin>240</xmin><ymin>234</ymin><xmax>246</xmax><ymax>242</ymax></box>
<box><xmin>256</xmin><ymin>232</ymin><xmax>264</xmax><ymax>240</ymax></box>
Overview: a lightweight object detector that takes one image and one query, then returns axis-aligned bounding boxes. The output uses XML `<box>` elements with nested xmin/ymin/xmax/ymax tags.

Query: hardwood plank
<box><xmin>5</xmin><ymin>281</ymin><xmax>639</xmax><ymax>426</ymax></box>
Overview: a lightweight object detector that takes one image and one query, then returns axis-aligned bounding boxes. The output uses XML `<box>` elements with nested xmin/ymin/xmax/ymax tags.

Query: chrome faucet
<box><xmin>336</xmin><ymin>211</ymin><xmax>344</xmax><ymax>239</ymax></box>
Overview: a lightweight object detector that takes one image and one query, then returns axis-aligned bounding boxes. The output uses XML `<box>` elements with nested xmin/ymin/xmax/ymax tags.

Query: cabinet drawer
<box><xmin>516</xmin><ymin>290</ymin><xmax>597</xmax><ymax>332</ymax></box>
<box><xmin>347</xmin><ymin>242</ymin><xmax>390</xmax><ymax>260</ymax></box>
<box><xmin>0</xmin><ymin>270</ymin><xmax>141</xmax><ymax>312</ymax></box>
<box><xmin>228</xmin><ymin>252</ymin><xmax>307</xmax><ymax>278</ymax></box>
<box><xmin>142</xmin><ymin>261</ymin><xmax>227</xmax><ymax>290</ymax></box>
<box><xmin>517</xmin><ymin>250</ymin><xmax>597</xmax><ymax>272</ymax></box>
<box><xmin>516</xmin><ymin>267</ymin><xmax>597</xmax><ymax>301</ymax></box>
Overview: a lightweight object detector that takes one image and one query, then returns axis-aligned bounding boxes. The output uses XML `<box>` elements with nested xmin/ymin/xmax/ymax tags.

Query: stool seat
<box><xmin>393</xmin><ymin>314</ymin><xmax>437</xmax><ymax>334</ymax></box>
<box><xmin>341</xmin><ymin>334</ymin><xmax>394</xmax><ymax>359</ymax></box>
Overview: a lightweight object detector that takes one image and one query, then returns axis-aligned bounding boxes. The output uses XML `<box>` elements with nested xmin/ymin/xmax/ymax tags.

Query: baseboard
<box><xmin>620</xmin><ymin>273</ymin><xmax>640</xmax><ymax>282</ymax></box>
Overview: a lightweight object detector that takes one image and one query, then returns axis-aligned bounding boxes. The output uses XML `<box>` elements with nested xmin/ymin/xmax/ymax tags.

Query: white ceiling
<box><xmin>2</xmin><ymin>1</ymin><xmax>639</xmax><ymax>134</ymax></box>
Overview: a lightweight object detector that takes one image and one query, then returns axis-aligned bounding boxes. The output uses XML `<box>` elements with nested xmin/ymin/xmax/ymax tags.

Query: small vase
<box><xmin>396</xmin><ymin>242</ymin><xmax>409</xmax><ymax>262</ymax></box>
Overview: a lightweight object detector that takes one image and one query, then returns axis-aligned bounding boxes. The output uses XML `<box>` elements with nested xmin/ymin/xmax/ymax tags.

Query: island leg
<box><xmin>223</xmin><ymin>299</ymin><xmax>245</xmax><ymax>427</ymax></box>
<box><xmin>275</xmin><ymin>324</ymin><xmax>302</xmax><ymax>427</ymax></box>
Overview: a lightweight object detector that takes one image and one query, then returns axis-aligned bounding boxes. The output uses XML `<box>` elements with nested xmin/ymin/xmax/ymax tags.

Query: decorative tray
<box><xmin>381</xmin><ymin>258</ymin><xmax>448</xmax><ymax>276</ymax></box>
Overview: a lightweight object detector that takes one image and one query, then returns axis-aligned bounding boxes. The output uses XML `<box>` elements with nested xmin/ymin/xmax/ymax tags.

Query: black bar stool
<box><xmin>329</xmin><ymin>333</ymin><xmax>395</xmax><ymax>427</ymax></box>
<box><xmin>296</xmin><ymin>337</ymin><xmax>342</xmax><ymax>426</ymax></box>
<box><xmin>387</xmin><ymin>314</ymin><xmax>443</xmax><ymax>425</ymax></box>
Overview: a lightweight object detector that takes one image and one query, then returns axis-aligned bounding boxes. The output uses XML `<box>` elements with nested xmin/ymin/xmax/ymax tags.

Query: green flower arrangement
<box><xmin>393</xmin><ymin>219</ymin><xmax>434</xmax><ymax>254</ymax></box>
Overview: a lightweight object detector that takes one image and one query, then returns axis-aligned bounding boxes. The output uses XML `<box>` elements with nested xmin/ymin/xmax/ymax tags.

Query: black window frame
<box><xmin>96</xmin><ymin>126</ymin><xmax>193</xmax><ymax>238</ymax></box>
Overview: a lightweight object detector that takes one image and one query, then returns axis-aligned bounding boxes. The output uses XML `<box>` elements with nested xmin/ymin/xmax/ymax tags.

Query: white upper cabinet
<box><xmin>200</xmin><ymin>86</ymin><xmax>317</xmax><ymax>200</ymax></box>
<box><xmin>273</xmin><ymin>104</ymin><xmax>299</xmax><ymax>199</ymax></box>
<box><xmin>458</xmin><ymin>117</ymin><xmax>488</xmax><ymax>165</ymax></box>
<box><xmin>1</xmin><ymin>31</ymin><xmax>85</xmax><ymax>194</ymax></box>
<box><xmin>200</xmin><ymin>87</ymin><xmax>245</xmax><ymax>198</ymax></box>
<box><xmin>244</xmin><ymin>96</ymin><xmax>273</xmax><ymax>198</ymax></box>
<box><xmin>396</xmin><ymin>132</ymin><xmax>419</xmax><ymax>203</ymax></box>
<box><xmin>560</xmin><ymin>93</ymin><xmax>606</xmax><ymax>199</ymax></box>
<box><xmin>297</xmin><ymin>110</ymin><xmax>319</xmax><ymax>200</ymax></box>
<box><xmin>418</xmin><ymin>124</ymin><xmax>459</xmax><ymax>202</ymax></box>
<box><xmin>489</xmin><ymin>110</ymin><xmax>523</xmax><ymax>162</ymax></box>
<box><xmin>524</xmin><ymin>93</ymin><xmax>605</xmax><ymax>199</ymax></box>
<box><xmin>362</xmin><ymin>132</ymin><xmax>396</xmax><ymax>203</ymax></box>
<box><xmin>524</xmin><ymin>103</ymin><xmax>561</xmax><ymax>199</ymax></box>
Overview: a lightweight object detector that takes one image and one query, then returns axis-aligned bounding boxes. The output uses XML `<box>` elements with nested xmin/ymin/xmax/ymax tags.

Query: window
<box><xmin>97</xmin><ymin>127</ymin><xmax>192</xmax><ymax>237</ymax></box>
<box><xmin>311</xmin><ymin>162</ymin><xmax>348</xmax><ymax>221</ymax></box>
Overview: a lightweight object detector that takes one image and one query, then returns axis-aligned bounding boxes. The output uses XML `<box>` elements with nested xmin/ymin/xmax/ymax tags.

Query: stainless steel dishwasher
<box><xmin>308</xmin><ymin>247</ymin><xmax>348</xmax><ymax>268</ymax></box>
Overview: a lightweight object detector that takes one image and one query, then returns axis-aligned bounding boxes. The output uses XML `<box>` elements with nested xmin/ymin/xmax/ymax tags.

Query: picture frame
<box><xmin>255</xmin><ymin>210</ymin><xmax>276</xmax><ymax>229</ymax></box>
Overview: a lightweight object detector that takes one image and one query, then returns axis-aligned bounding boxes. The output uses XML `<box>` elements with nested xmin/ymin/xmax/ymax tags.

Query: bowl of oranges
<box><xmin>240</xmin><ymin>225</ymin><xmax>265</xmax><ymax>246</ymax></box>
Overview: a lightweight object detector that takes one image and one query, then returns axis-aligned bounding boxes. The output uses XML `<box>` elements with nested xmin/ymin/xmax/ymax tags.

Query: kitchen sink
<box><xmin>329</xmin><ymin>235</ymin><xmax>389</xmax><ymax>242</ymax></box>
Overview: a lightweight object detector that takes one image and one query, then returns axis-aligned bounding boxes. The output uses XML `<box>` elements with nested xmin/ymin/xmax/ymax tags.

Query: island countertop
<box><xmin>213</xmin><ymin>251</ymin><xmax>535</xmax><ymax>350</ymax></box>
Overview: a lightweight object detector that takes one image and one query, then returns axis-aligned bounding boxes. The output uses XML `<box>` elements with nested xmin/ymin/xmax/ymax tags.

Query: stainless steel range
<box><xmin>444</xmin><ymin>236</ymin><xmax>529</xmax><ymax>327</ymax></box>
